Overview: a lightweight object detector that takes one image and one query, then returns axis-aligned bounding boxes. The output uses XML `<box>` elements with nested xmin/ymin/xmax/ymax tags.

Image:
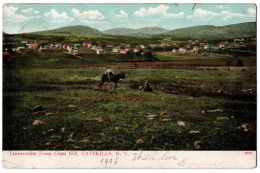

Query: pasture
<box><xmin>3</xmin><ymin>50</ymin><xmax>256</xmax><ymax>150</ymax></box>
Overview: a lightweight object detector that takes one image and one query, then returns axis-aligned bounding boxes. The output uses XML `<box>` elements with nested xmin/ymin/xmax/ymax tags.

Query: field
<box><xmin>2</xmin><ymin>46</ymin><xmax>256</xmax><ymax>151</ymax></box>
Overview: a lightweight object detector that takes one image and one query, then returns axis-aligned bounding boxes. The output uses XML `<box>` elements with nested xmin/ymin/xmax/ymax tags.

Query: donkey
<box><xmin>99</xmin><ymin>72</ymin><xmax>125</xmax><ymax>88</ymax></box>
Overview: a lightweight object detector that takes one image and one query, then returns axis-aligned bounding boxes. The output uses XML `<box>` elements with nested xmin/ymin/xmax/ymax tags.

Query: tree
<box><xmin>143</xmin><ymin>50</ymin><xmax>156</xmax><ymax>61</ymax></box>
<box><xmin>126</xmin><ymin>50</ymin><xmax>134</xmax><ymax>61</ymax></box>
<box><xmin>226</xmin><ymin>60</ymin><xmax>231</xmax><ymax>71</ymax></box>
<box><xmin>236</xmin><ymin>60</ymin><xmax>244</xmax><ymax>67</ymax></box>
<box><xmin>135</xmin><ymin>49</ymin><xmax>143</xmax><ymax>61</ymax></box>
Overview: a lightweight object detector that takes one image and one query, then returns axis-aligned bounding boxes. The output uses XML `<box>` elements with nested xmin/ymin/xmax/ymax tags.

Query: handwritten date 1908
<box><xmin>100</xmin><ymin>157</ymin><xmax>119</xmax><ymax>168</ymax></box>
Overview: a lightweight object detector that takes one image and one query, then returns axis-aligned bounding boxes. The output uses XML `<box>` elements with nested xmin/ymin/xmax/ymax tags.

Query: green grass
<box><xmin>156</xmin><ymin>52</ymin><xmax>212</xmax><ymax>61</ymax></box>
<box><xmin>3</xmin><ymin>30</ymin><xmax>256</xmax><ymax>150</ymax></box>
<box><xmin>3</xmin><ymin>33</ymin><xmax>256</xmax><ymax>150</ymax></box>
<box><xmin>3</xmin><ymin>64</ymin><xmax>256</xmax><ymax>150</ymax></box>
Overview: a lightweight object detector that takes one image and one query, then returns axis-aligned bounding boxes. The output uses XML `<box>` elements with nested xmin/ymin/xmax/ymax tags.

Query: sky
<box><xmin>2</xmin><ymin>3</ymin><xmax>256</xmax><ymax>34</ymax></box>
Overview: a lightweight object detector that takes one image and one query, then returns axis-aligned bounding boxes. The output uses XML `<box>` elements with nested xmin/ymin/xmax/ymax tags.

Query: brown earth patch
<box><xmin>60</xmin><ymin>61</ymin><xmax>196</xmax><ymax>70</ymax></box>
<box><xmin>59</xmin><ymin>61</ymin><xmax>255</xmax><ymax>73</ymax></box>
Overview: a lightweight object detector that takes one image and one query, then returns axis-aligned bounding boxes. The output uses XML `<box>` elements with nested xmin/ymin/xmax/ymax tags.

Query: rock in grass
<box><xmin>148</xmin><ymin>114</ymin><xmax>158</xmax><ymax>120</ymax></box>
<box><xmin>32</xmin><ymin>120</ymin><xmax>44</xmax><ymax>126</ymax></box>
<box><xmin>70</xmin><ymin>132</ymin><xmax>75</xmax><ymax>139</ymax></box>
<box><xmin>61</xmin><ymin>127</ymin><xmax>66</xmax><ymax>133</ymax></box>
<box><xmin>97</xmin><ymin>118</ymin><xmax>104</xmax><ymax>123</ymax></box>
<box><xmin>239</xmin><ymin>123</ymin><xmax>250</xmax><ymax>132</ymax></box>
<box><xmin>136</xmin><ymin>138</ymin><xmax>145</xmax><ymax>144</ymax></box>
<box><xmin>189</xmin><ymin>130</ymin><xmax>200</xmax><ymax>134</ymax></box>
<box><xmin>241</xmin><ymin>123</ymin><xmax>249</xmax><ymax>129</ymax></box>
<box><xmin>68</xmin><ymin>105</ymin><xmax>77</xmax><ymax>108</ymax></box>
<box><xmin>194</xmin><ymin>141</ymin><xmax>203</xmax><ymax>149</ymax></box>
<box><xmin>32</xmin><ymin>105</ymin><xmax>44</xmax><ymax>112</ymax></box>
<box><xmin>47</xmin><ymin>129</ymin><xmax>55</xmax><ymax>132</ymax></box>
<box><xmin>53</xmin><ymin>145</ymin><xmax>60</xmax><ymax>149</ymax></box>
<box><xmin>160</xmin><ymin>110</ymin><xmax>167</xmax><ymax>116</ymax></box>
<box><xmin>115</xmin><ymin>127</ymin><xmax>120</xmax><ymax>131</ymax></box>
<box><xmin>202</xmin><ymin>109</ymin><xmax>224</xmax><ymax>114</ymax></box>
<box><xmin>80</xmin><ymin>139</ymin><xmax>89</xmax><ymax>143</ymax></box>
<box><xmin>177</xmin><ymin>121</ymin><xmax>186</xmax><ymax>126</ymax></box>
<box><xmin>163</xmin><ymin>118</ymin><xmax>171</xmax><ymax>122</ymax></box>
<box><xmin>45</xmin><ymin>142</ymin><xmax>51</xmax><ymax>146</ymax></box>
<box><xmin>81</xmin><ymin>117</ymin><xmax>105</xmax><ymax>123</ymax></box>
<box><xmin>216</xmin><ymin>116</ymin><xmax>229</xmax><ymax>121</ymax></box>
<box><xmin>50</xmin><ymin>135</ymin><xmax>61</xmax><ymax>139</ymax></box>
<box><xmin>207</xmin><ymin>109</ymin><xmax>223</xmax><ymax>113</ymax></box>
<box><xmin>149</xmin><ymin>118</ymin><xmax>157</xmax><ymax>120</ymax></box>
<box><xmin>67</xmin><ymin>138</ymin><xmax>76</xmax><ymax>143</ymax></box>
<box><xmin>45</xmin><ymin>112</ymin><xmax>55</xmax><ymax>116</ymax></box>
<box><xmin>74</xmin><ymin>146</ymin><xmax>80</xmax><ymax>149</ymax></box>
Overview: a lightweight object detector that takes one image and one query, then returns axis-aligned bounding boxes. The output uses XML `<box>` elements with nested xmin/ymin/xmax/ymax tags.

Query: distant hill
<box><xmin>13</xmin><ymin>22</ymin><xmax>256</xmax><ymax>40</ymax></box>
<box><xmin>164</xmin><ymin>22</ymin><xmax>256</xmax><ymax>40</ymax></box>
<box><xmin>103</xmin><ymin>27</ymin><xmax>136</xmax><ymax>35</ymax></box>
<box><xmin>103</xmin><ymin>27</ymin><xmax>168</xmax><ymax>35</ymax></box>
<box><xmin>136</xmin><ymin>27</ymin><xmax>168</xmax><ymax>34</ymax></box>
<box><xmin>125</xmin><ymin>32</ymin><xmax>155</xmax><ymax>38</ymax></box>
<box><xmin>31</xmin><ymin>25</ymin><xmax>103</xmax><ymax>35</ymax></box>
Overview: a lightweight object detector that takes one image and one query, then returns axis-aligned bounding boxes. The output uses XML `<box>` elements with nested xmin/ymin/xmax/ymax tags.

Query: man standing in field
<box><xmin>144</xmin><ymin>82</ymin><xmax>153</xmax><ymax>92</ymax></box>
<box><xmin>105</xmin><ymin>67</ymin><xmax>114</xmax><ymax>82</ymax></box>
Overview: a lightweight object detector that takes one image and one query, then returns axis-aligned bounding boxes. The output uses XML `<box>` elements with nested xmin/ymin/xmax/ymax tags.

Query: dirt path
<box><xmin>59</xmin><ymin>61</ymin><xmax>256</xmax><ymax>73</ymax></box>
<box><xmin>61</xmin><ymin>61</ymin><xmax>197</xmax><ymax>70</ymax></box>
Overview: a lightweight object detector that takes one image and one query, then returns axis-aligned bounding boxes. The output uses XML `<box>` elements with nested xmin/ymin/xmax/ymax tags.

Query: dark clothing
<box><xmin>144</xmin><ymin>83</ymin><xmax>153</xmax><ymax>92</ymax></box>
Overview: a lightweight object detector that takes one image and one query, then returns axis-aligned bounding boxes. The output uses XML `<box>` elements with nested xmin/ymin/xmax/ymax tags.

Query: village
<box><xmin>3</xmin><ymin>37</ymin><xmax>256</xmax><ymax>61</ymax></box>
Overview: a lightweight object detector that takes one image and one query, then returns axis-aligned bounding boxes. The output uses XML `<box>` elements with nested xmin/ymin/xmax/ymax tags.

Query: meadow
<box><xmin>3</xmin><ymin>48</ymin><xmax>256</xmax><ymax>150</ymax></box>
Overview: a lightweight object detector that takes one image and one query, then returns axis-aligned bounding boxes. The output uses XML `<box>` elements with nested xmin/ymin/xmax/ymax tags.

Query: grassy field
<box><xmin>3</xmin><ymin>49</ymin><xmax>256</xmax><ymax>150</ymax></box>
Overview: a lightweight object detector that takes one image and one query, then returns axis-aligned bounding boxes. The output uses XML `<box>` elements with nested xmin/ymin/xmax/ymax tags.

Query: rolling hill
<box><xmin>135</xmin><ymin>27</ymin><xmax>168</xmax><ymax>34</ymax></box>
<box><xmin>103</xmin><ymin>27</ymin><xmax>136</xmax><ymax>35</ymax></box>
<box><xmin>18</xmin><ymin>22</ymin><xmax>256</xmax><ymax>40</ymax></box>
<box><xmin>164</xmin><ymin>22</ymin><xmax>256</xmax><ymax>40</ymax></box>
<box><xmin>103</xmin><ymin>27</ymin><xmax>168</xmax><ymax>35</ymax></box>
<box><xmin>31</xmin><ymin>25</ymin><xmax>104</xmax><ymax>35</ymax></box>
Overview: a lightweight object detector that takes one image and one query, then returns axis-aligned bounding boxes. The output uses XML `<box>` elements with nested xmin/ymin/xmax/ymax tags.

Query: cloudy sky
<box><xmin>3</xmin><ymin>3</ymin><xmax>256</xmax><ymax>34</ymax></box>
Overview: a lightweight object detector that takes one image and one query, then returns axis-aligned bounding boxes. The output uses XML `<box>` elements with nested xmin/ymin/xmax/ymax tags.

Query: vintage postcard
<box><xmin>1</xmin><ymin>2</ymin><xmax>257</xmax><ymax>169</ymax></box>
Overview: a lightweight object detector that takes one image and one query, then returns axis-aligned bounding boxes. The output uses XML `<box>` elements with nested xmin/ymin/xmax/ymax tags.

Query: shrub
<box><xmin>236</xmin><ymin>60</ymin><xmax>244</xmax><ymax>67</ymax></box>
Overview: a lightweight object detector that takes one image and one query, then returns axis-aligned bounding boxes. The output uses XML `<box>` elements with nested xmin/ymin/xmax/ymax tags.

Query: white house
<box><xmin>179</xmin><ymin>47</ymin><xmax>184</xmax><ymax>53</ymax></box>
<box><xmin>139</xmin><ymin>45</ymin><xmax>145</xmax><ymax>49</ymax></box>
<box><xmin>83</xmin><ymin>42</ymin><xmax>91</xmax><ymax>47</ymax></box>
<box><xmin>134</xmin><ymin>48</ymin><xmax>139</xmax><ymax>53</ymax></box>
<box><xmin>120</xmin><ymin>49</ymin><xmax>127</xmax><ymax>54</ymax></box>
<box><xmin>204</xmin><ymin>45</ymin><xmax>209</xmax><ymax>50</ymax></box>
<box><xmin>74</xmin><ymin>44</ymin><xmax>81</xmax><ymax>47</ymax></box>
<box><xmin>92</xmin><ymin>46</ymin><xmax>96</xmax><ymax>50</ymax></box>
<box><xmin>219</xmin><ymin>43</ymin><xmax>225</xmax><ymax>48</ymax></box>
<box><xmin>172</xmin><ymin>49</ymin><xmax>177</xmax><ymax>53</ymax></box>
<box><xmin>96</xmin><ymin>49</ymin><xmax>104</xmax><ymax>55</ymax></box>
<box><xmin>193</xmin><ymin>46</ymin><xmax>200</xmax><ymax>53</ymax></box>
<box><xmin>113</xmin><ymin>47</ymin><xmax>120</xmax><ymax>53</ymax></box>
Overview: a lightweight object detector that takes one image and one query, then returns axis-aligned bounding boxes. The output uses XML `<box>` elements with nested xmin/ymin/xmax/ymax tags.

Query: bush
<box><xmin>236</xmin><ymin>60</ymin><xmax>244</xmax><ymax>67</ymax></box>
<box><xmin>143</xmin><ymin>50</ymin><xmax>157</xmax><ymax>61</ymax></box>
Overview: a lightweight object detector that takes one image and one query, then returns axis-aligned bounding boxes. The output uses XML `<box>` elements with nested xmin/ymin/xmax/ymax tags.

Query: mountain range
<box><xmin>103</xmin><ymin>27</ymin><xmax>168</xmax><ymax>35</ymax></box>
<box><xmin>19</xmin><ymin>22</ymin><xmax>256</xmax><ymax>40</ymax></box>
<box><xmin>164</xmin><ymin>22</ymin><xmax>256</xmax><ymax>40</ymax></box>
<box><xmin>31</xmin><ymin>25</ymin><xmax>103</xmax><ymax>35</ymax></box>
